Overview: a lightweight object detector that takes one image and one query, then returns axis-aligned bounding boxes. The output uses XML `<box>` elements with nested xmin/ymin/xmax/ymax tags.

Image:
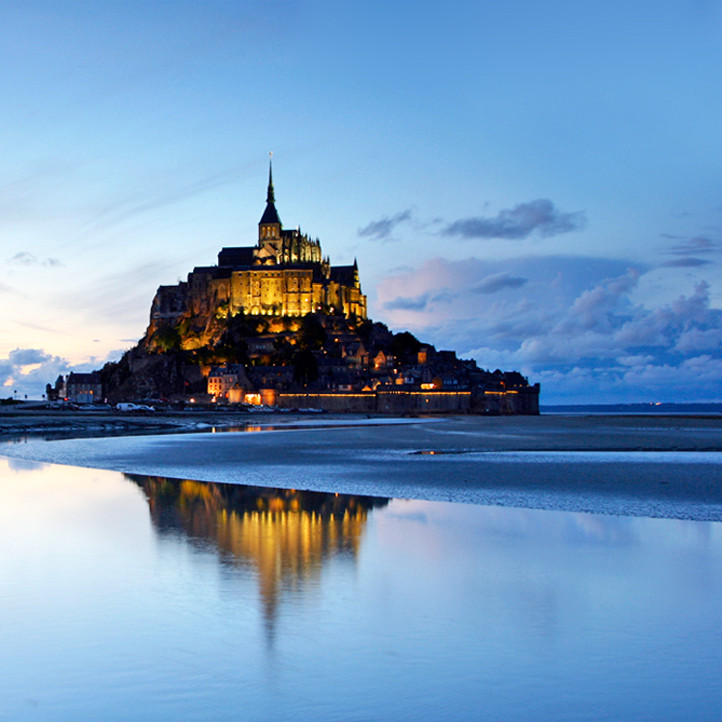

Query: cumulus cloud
<box><xmin>473</xmin><ymin>272</ymin><xmax>528</xmax><ymax>294</ymax></box>
<box><xmin>373</xmin><ymin>255</ymin><xmax>722</xmax><ymax>403</ymax></box>
<box><xmin>674</xmin><ymin>327</ymin><xmax>722</xmax><ymax>354</ymax></box>
<box><xmin>444</xmin><ymin>199</ymin><xmax>586</xmax><ymax>240</ymax></box>
<box><xmin>0</xmin><ymin>347</ymin><xmax>69</xmax><ymax>398</ymax></box>
<box><xmin>8</xmin><ymin>348</ymin><xmax>53</xmax><ymax>366</ymax></box>
<box><xmin>0</xmin><ymin>346</ymin><xmax>119</xmax><ymax>399</ymax></box>
<box><xmin>358</xmin><ymin>209</ymin><xmax>413</xmax><ymax>241</ymax></box>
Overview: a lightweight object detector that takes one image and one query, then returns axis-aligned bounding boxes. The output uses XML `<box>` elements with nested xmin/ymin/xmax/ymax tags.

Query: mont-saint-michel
<box><xmin>49</xmin><ymin>162</ymin><xmax>539</xmax><ymax>414</ymax></box>
<box><xmin>112</xmin><ymin>165</ymin><xmax>538</xmax><ymax>412</ymax></box>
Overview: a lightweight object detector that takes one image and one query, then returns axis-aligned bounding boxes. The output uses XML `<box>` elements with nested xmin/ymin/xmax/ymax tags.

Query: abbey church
<box><xmin>89</xmin><ymin>161</ymin><xmax>538</xmax><ymax>414</ymax></box>
<box><xmin>151</xmin><ymin>162</ymin><xmax>367</xmax><ymax>326</ymax></box>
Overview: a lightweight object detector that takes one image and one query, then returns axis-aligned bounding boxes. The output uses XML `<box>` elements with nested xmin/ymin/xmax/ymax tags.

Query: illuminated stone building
<box><xmin>92</xmin><ymin>160</ymin><xmax>538</xmax><ymax>413</ymax></box>
<box><xmin>150</xmin><ymin>162</ymin><xmax>367</xmax><ymax>327</ymax></box>
<box><xmin>64</xmin><ymin>372</ymin><xmax>103</xmax><ymax>404</ymax></box>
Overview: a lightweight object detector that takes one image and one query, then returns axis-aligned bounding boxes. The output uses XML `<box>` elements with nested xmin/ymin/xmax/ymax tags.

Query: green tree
<box><xmin>152</xmin><ymin>325</ymin><xmax>181</xmax><ymax>352</ymax></box>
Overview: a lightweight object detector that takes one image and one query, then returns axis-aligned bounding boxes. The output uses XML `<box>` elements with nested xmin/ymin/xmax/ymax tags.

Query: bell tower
<box><xmin>258</xmin><ymin>154</ymin><xmax>282</xmax><ymax>262</ymax></box>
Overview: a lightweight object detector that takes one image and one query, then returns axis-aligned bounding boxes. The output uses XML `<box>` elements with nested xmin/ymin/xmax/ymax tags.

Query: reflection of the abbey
<box><xmin>126</xmin><ymin>474</ymin><xmax>389</xmax><ymax>635</ymax></box>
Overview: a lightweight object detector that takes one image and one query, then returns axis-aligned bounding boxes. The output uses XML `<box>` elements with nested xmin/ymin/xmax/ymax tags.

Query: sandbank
<box><xmin>2</xmin><ymin>411</ymin><xmax>722</xmax><ymax>521</ymax></box>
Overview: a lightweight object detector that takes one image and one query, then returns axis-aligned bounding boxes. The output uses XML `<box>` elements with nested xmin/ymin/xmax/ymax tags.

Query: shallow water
<box><xmin>5</xmin><ymin>428</ymin><xmax>722</xmax><ymax>520</ymax></box>
<box><xmin>1</xmin><ymin>456</ymin><xmax>721</xmax><ymax>720</ymax></box>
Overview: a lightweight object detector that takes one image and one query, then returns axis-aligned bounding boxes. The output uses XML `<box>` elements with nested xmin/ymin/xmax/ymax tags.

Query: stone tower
<box><xmin>257</xmin><ymin>159</ymin><xmax>282</xmax><ymax>264</ymax></box>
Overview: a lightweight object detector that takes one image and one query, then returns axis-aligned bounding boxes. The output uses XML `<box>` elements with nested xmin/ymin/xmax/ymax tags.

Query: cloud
<box><xmin>7</xmin><ymin>252</ymin><xmax>61</xmax><ymax>267</ymax></box>
<box><xmin>358</xmin><ymin>209</ymin><xmax>413</xmax><ymax>241</ymax></box>
<box><xmin>665</xmin><ymin>236</ymin><xmax>720</xmax><ymax>255</ymax></box>
<box><xmin>373</xmin><ymin>255</ymin><xmax>722</xmax><ymax>403</ymax></box>
<box><xmin>444</xmin><ymin>199</ymin><xmax>586</xmax><ymax>240</ymax></box>
<box><xmin>674</xmin><ymin>327</ymin><xmax>722</xmax><ymax>354</ymax></box>
<box><xmin>661</xmin><ymin>257</ymin><xmax>711</xmax><ymax>267</ymax></box>
<box><xmin>430</xmin><ymin>289</ymin><xmax>456</xmax><ymax>304</ymax></box>
<box><xmin>473</xmin><ymin>272</ymin><xmax>528</xmax><ymax>294</ymax></box>
<box><xmin>77</xmin><ymin>160</ymin><xmax>259</xmax><ymax>240</ymax></box>
<box><xmin>559</xmin><ymin>269</ymin><xmax>640</xmax><ymax>335</ymax></box>
<box><xmin>8</xmin><ymin>348</ymin><xmax>53</xmax><ymax>366</ymax></box>
<box><xmin>528</xmin><ymin>356</ymin><xmax>722</xmax><ymax>405</ymax></box>
<box><xmin>0</xmin><ymin>347</ymin><xmax>69</xmax><ymax>398</ymax></box>
<box><xmin>384</xmin><ymin>293</ymin><xmax>429</xmax><ymax>311</ymax></box>
<box><xmin>0</xmin><ymin>344</ymin><xmax>123</xmax><ymax>399</ymax></box>
<box><xmin>53</xmin><ymin>260</ymin><xmax>168</xmax><ymax>323</ymax></box>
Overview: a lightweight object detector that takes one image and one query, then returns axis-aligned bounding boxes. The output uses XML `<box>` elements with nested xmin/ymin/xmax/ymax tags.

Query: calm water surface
<box><xmin>1</xmin><ymin>455</ymin><xmax>721</xmax><ymax>721</ymax></box>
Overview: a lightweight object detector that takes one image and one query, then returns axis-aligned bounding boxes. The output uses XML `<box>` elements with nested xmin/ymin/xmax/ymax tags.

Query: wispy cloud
<box><xmin>659</xmin><ymin>235</ymin><xmax>719</xmax><ymax>268</ymax></box>
<box><xmin>384</xmin><ymin>293</ymin><xmax>429</xmax><ymax>311</ymax></box>
<box><xmin>665</xmin><ymin>236</ymin><xmax>719</xmax><ymax>255</ymax></box>
<box><xmin>77</xmin><ymin>161</ymin><xmax>258</xmax><ymax>239</ymax></box>
<box><xmin>444</xmin><ymin>199</ymin><xmax>586</xmax><ymax>240</ymax></box>
<box><xmin>661</xmin><ymin>257</ymin><xmax>712</xmax><ymax>267</ymax></box>
<box><xmin>53</xmin><ymin>260</ymin><xmax>168</xmax><ymax>323</ymax></box>
<box><xmin>473</xmin><ymin>272</ymin><xmax>528</xmax><ymax>294</ymax></box>
<box><xmin>358</xmin><ymin>209</ymin><xmax>413</xmax><ymax>241</ymax></box>
<box><xmin>7</xmin><ymin>252</ymin><xmax>61</xmax><ymax>267</ymax></box>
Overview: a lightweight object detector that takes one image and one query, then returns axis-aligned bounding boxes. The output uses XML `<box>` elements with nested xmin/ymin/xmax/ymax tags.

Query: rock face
<box><xmin>100</xmin><ymin>310</ymin><xmax>539</xmax><ymax>414</ymax></box>
<box><xmin>100</xmin><ymin>351</ymin><xmax>207</xmax><ymax>402</ymax></box>
<box><xmin>94</xmin><ymin>165</ymin><xmax>539</xmax><ymax>413</ymax></box>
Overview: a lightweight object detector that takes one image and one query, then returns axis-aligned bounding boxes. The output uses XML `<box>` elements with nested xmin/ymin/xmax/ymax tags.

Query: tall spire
<box><xmin>259</xmin><ymin>151</ymin><xmax>281</xmax><ymax>228</ymax></box>
<box><xmin>267</xmin><ymin>151</ymin><xmax>275</xmax><ymax>204</ymax></box>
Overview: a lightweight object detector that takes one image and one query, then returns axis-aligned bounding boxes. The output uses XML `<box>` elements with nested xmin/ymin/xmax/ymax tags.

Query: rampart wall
<box><xmin>275</xmin><ymin>387</ymin><xmax>539</xmax><ymax>415</ymax></box>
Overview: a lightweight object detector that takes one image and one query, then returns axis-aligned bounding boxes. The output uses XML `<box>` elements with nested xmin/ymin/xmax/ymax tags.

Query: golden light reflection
<box><xmin>126</xmin><ymin>474</ymin><xmax>388</xmax><ymax>636</ymax></box>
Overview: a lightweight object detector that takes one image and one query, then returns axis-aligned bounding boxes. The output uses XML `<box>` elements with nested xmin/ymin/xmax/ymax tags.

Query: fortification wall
<box><xmin>273</xmin><ymin>388</ymin><xmax>538</xmax><ymax>415</ymax></box>
<box><xmin>376</xmin><ymin>390</ymin><xmax>472</xmax><ymax>414</ymax></box>
<box><xmin>277</xmin><ymin>392</ymin><xmax>376</xmax><ymax>413</ymax></box>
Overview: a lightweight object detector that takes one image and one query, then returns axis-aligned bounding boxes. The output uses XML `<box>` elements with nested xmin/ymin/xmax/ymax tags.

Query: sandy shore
<box><xmin>2</xmin><ymin>410</ymin><xmax>722</xmax><ymax>521</ymax></box>
<box><xmin>2</xmin><ymin>407</ymin><xmax>722</xmax><ymax>450</ymax></box>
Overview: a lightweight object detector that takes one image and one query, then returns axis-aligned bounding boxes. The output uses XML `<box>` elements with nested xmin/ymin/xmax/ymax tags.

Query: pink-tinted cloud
<box><xmin>374</xmin><ymin>255</ymin><xmax>722</xmax><ymax>403</ymax></box>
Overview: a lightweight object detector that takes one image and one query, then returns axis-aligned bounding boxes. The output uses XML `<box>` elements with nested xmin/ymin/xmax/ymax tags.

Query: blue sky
<box><xmin>2</xmin><ymin>0</ymin><xmax>722</xmax><ymax>403</ymax></box>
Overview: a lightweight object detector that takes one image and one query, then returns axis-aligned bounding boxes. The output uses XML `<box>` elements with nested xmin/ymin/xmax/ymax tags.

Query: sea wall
<box><xmin>275</xmin><ymin>387</ymin><xmax>539</xmax><ymax>415</ymax></box>
<box><xmin>277</xmin><ymin>392</ymin><xmax>377</xmax><ymax>413</ymax></box>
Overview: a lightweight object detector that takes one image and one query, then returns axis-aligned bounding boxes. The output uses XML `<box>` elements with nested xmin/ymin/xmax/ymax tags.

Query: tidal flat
<box><xmin>3</xmin><ymin>413</ymin><xmax>722</xmax><ymax>520</ymax></box>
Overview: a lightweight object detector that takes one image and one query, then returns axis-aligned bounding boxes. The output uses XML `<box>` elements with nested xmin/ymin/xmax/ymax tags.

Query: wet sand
<box><xmin>2</xmin><ymin>408</ymin><xmax>722</xmax><ymax>449</ymax></box>
<box><xmin>3</xmin><ymin>412</ymin><xmax>722</xmax><ymax>520</ymax></box>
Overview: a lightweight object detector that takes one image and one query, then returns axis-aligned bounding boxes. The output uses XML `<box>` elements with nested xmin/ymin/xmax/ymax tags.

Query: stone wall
<box><xmin>275</xmin><ymin>387</ymin><xmax>539</xmax><ymax>415</ymax></box>
<box><xmin>277</xmin><ymin>392</ymin><xmax>376</xmax><ymax>413</ymax></box>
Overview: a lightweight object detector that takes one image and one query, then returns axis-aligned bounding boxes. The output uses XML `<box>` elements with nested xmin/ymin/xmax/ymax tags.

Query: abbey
<box><xmin>87</xmin><ymin>162</ymin><xmax>538</xmax><ymax>414</ymax></box>
<box><xmin>151</xmin><ymin>163</ymin><xmax>367</xmax><ymax>327</ymax></box>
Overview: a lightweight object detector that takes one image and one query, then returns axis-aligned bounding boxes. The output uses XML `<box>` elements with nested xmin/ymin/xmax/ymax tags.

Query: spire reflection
<box><xmin>126</xmin><ymin>475</ymin><xmax>388</xmax><ymax>636</ymax></box>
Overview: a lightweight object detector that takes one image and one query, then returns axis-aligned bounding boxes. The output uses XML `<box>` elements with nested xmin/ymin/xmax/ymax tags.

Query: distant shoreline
<box><xmin>542</xmin><ymin>402</ymin><xmax>722</xmax><ymax>415</ymax></box>
<box><xmin>3</xmin><ymin>407</ymin><xmax>722</xmax><ymax>449</ymax></box>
